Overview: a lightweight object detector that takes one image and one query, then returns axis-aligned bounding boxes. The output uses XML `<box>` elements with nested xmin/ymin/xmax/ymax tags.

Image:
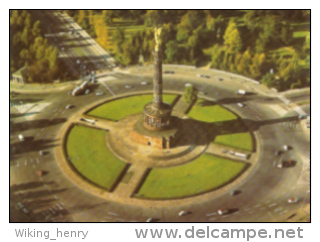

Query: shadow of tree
<box><xmin>10</xmin><ymin>118</ymin><xmax>67</xmax><ymax>134</ymax></box>
<box><xmin>10</xmin><ymin>138</ymin><xmax>59</xmax><ymax>160</ymax></box>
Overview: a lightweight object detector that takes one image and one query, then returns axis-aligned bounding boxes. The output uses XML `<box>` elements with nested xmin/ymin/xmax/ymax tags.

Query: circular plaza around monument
<box><xmin>54</xmin><ymin>91</ymin><xmax>259</xmax><ymax>206</ymax></box>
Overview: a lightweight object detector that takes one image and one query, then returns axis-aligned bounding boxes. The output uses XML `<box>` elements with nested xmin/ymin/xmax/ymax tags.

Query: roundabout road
<box><xmin>10</xmin><ymin>66</ymin><xmax>310</xmax><ymax>222</ymax></box>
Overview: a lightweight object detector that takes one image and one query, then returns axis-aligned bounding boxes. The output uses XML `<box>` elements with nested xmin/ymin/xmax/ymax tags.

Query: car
<box><xmin>217</xmin><ymin>209</ymin><xmax>229</xmax><ymax>216</ymax></box>
<box><xmin>125</xmin><ymin>85</ymin><xmax>132</xmax><ymax>89</ymax></box>
<box><xmin>197</xmin><ymin>74</ymin><xmax>210</xmax><ymax>78</ymax></box>
<box><xmin>38</xmin><ymin>170</ymin><xmax>44</xmax><ymax>177</ymax></box>
<box><xmin>18</xmin><ymin>134</ymin><xmax>24</xmax><ymax>142</ymax></box>
<box><xmin>85</xmin><ymin>89</ymin><xmax>90</xmax><ymax>95</ymax></box>
<box><xmin>277</xmin><ymin>159</ymin><xmax>294</xmax><ymax>168</ymax></box>
<box><xmin>95</xmin><ymin>92</ymin><xmax>104</xmax><ymax>96</ymax></box>
<box><xmin>229</xmin><ymin>190</ymin><xmax>237</xmax><ymax>196</ymax></box>
<box><xmin>65</xmin><ymin>104</ymin><xmax>73</xmax><ymax>109</ymax></box>
<box><xmin>237</xmin><ymin>103</ymin><xmax>244</xmax><ymax>108</ymax></box>
<box><xmin>178</xmin><ymin>210</ymin><xmax>188</xmax><ymax>216</ymax></box>
<box><xmin>198</xmin><ymin>91</ymin><xmax>207</xmax><ymax>95</ymax></box>
<box><xmin>283</xmin><ymin>145</ymin><xmax>289</xmax><ymax>151</ymax></box>
<box><xmin>274</xmin><ymin>150</ymin><xmax>281</xmax><ymax>156</ymax></box>
<box><xmin>298</xmin><ymin>114</ymin><xmax>308</xmax><ymax>120</ymax></box>
<box><xmin>215</xmin><ymin>78</ymin><xmax>223</xmax><ymax>81</ymax></box>
<box><xmin>288</xmin><ymin>197</ymin><xmax>298</xmax><ymax>203</ymax></box>
<box><xmin>39</xmin><ymin>150</ymin><xmax>44</xmax><ymax>156</ymax></box>
<box><xmin>141</xmin><ymin>82</ymin><xmax>147</xmax><ymax>85</ymax></box>
<box><xmin>146</xmin><ymin>218</ymin><xmax>154</xmax><ymax>222</ymax></box>
<box><xmin>163</xmin><ymin>70</ymin><xmax>175</xmax><ymax>74</ymax></box>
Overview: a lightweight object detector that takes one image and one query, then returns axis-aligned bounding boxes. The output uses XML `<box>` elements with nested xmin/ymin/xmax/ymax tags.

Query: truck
<box><xmin>237</xmin><ymin>89</ymin><xmax>246</xmax><ymax>95</ymax></box>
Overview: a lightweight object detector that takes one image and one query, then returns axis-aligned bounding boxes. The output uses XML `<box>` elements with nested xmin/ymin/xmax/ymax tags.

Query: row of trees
<box><xmin>99</xmin><ymin>10</ymin><xmax>309</xmax><ymax>91</ymax></box>
<box><xmin>10</xmin><ymin>10</ymin><xmax>61</xmax><ymax>83</ymax></box>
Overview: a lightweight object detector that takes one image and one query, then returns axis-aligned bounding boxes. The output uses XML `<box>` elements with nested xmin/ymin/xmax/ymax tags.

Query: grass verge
<box><xmin>214</xmin><ymin>132</ymin><xmax>253</xmax><ymax>151</ymax></box>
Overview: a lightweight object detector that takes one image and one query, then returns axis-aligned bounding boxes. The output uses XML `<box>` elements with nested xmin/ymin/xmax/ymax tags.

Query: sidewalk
<box><xmin>10</xmin><ymin>81</ymin><xmax>77</xmax><ymax>94</ymax></box>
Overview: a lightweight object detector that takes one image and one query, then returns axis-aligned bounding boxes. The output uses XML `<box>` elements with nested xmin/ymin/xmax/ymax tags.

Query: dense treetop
<box><xmin>10</xmin><ymin>10</ymin><xmax>310</xmax><ymax>90</ymax></box>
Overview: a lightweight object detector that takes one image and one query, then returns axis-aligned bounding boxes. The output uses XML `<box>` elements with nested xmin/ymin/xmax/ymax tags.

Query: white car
<box><xmin>141</xmin><ymin>82</ymin><xmax>147</xmax><ymax>85</ymax></box>
<box><xmin>146</xmin><ymin>218</ymin><xmax>154</xmax><ymax>222</ymax></box>
<box><xmin>65</xmin><ymin>104</ymin><xmax>73</xmax><ymax>109</ymax></box>
<box><xmin>18</xmin><ymin>134</ymin><xmax>24</xmax><ymax>142</ymax></box>
<box><xmin>283</xmin><ymin>145</ymin><xmax>289</xmax><ymax>151</ymax></box>
<box><xmin>95</xmin><ymin>92</ymin><xmax>104</xmax><ymax>96</ymax></box>
<box><xmin>125</xmin><ymin>85</ymin><xmax>132</xmax><ymax>89</ymax></box>
<box><xmin>178</xmin><ymin>210</ymin><xmax>188</xmax><ymax>216</ymax></box>
<box><xmin>237</xmin><ymin>103</ymin><xmax>244</xmax><ymax>108</ymax></box>
<box><xmin>217</xmin><ymin>209</ymin><xmax>229</xmax><ymax>216</ymax></box>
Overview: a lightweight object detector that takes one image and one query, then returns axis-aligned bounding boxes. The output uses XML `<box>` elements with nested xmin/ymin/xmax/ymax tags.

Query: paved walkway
<box><xmin>171</xmin><ymin>97</ymin><xmax>192</xmax><ymax>117</ymax></box>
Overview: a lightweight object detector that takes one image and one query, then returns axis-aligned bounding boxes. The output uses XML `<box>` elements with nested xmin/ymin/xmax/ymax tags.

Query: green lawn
<box><xmin>66</xmin><ymin>125</ymin><xmax>127</xmax><ymax>190</ymax></box>
<box><xmin>187</xmin><ymin>99</ymin><xmax>237</xmax><ymax>123</ymax></box>
<box><xmin>136</xmin><ymin>154</ymin><xmax>247</xmax><ymax>199</ymax></box>
<box><xmin>293</xmin><ymin>31</ymin><xmax>310</xmax><ymax>38</ymax></box>
<box><xmin>87</xmin><ymin>94</ymin><xmax>178</xmax><ymax>121</ymax></box>
<box><xmin>214</xmin><ymin>132</ymin><xmax>253</xmax><ymax>151</ymax></box>
<box><xmin>187</xmin><ymin>99</ymin><xmax>253</xmax><ymax>151</ymax></box>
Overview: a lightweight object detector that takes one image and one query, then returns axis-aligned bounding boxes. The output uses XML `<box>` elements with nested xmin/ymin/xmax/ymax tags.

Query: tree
<box><xmin>223</xmin><ymin>19</ymin><xmax>242</xmax><ymax>52</ymax></box>
<box><xmin>211</xmin><ymin>44</ymin><xmax>224</xmax><ymax>69</ymax></box>
<box><xmin>183</xmin><ymin>84</ymin><xmax>197</xmax><ymax>104</ymax></box>
<box><xmin>261</xmin><ymin>73</ymin><xmax>278</xmax><ymax>88</ymax></box>
<box><xmin>237</xmin><ymin>49</ymin><xmax>251</xmax><ymax>76</ymax></box>
<box><xmin>102</xmin><ymin>10</ymin><xmax>113</xmax><ymax>24</ymax></box>
<box><xmin>93</xmin><ymin>15</ymin><xmax>109</xmax><ymax>50</ymax></box>
<box><xmin>176</xmin><ymin>10</ymin><xmax>205</xmax><ymax>42</ymax></box>
<box><xmin>249</xmin><ymin>53</ymin><xmax>266</xmax><ymax>79</ymax></box>
<box><xmin>144</xmin><ymin>10</ymin><xmax>165</xmax><ymax>26</ymax></box>
<box><xmin>165</xmin><ymin>40</ymin><xmax>179</xmax><ymax>63</ymax></box>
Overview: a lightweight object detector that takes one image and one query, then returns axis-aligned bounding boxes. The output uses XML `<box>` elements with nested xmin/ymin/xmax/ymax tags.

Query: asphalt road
<box><xmin>10</xmin><ymin>67</ymin><xmax>310</xmax><ymax>222</ymax></box>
